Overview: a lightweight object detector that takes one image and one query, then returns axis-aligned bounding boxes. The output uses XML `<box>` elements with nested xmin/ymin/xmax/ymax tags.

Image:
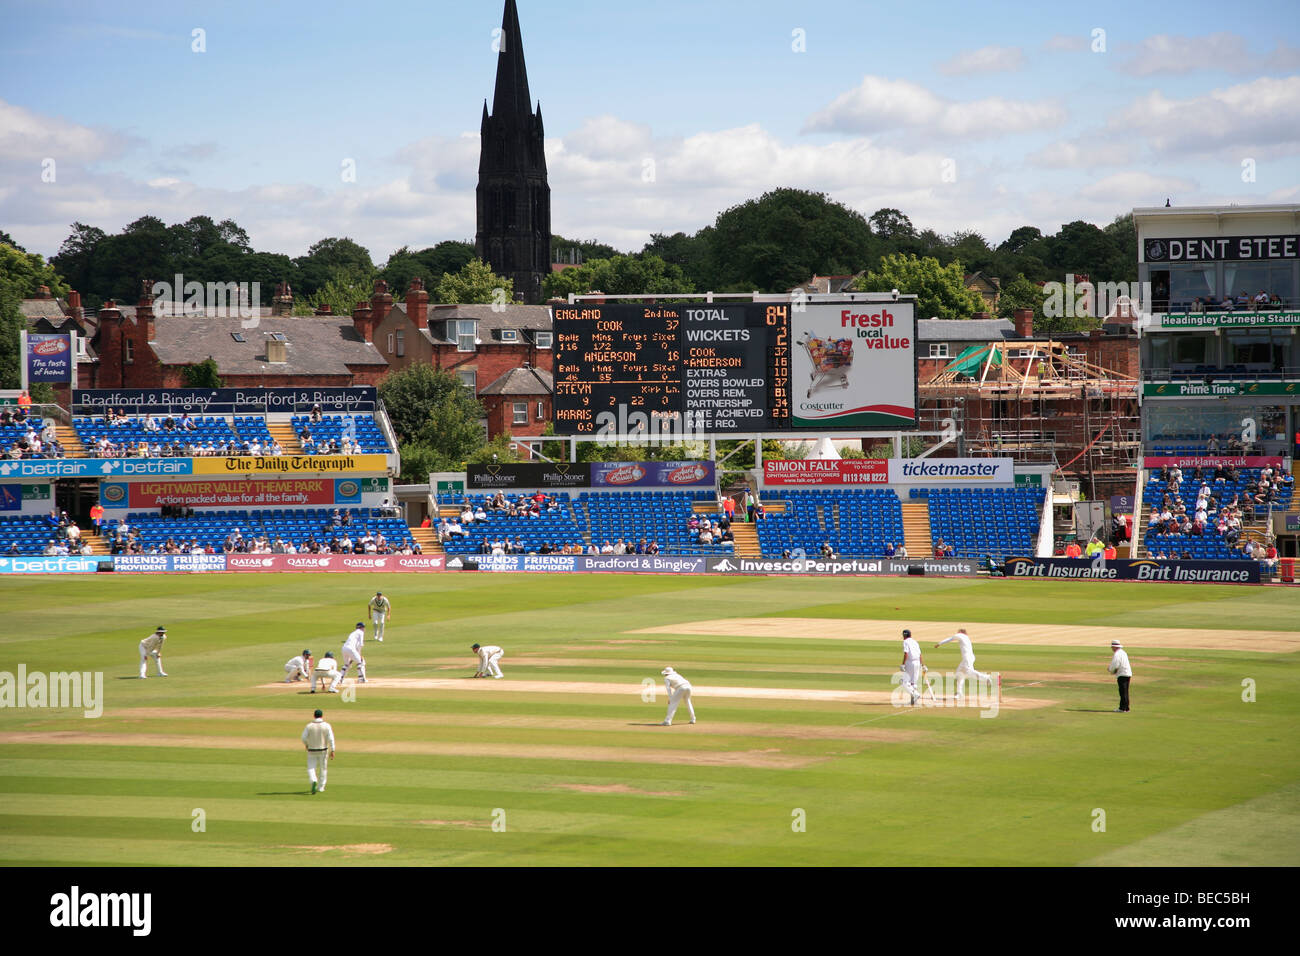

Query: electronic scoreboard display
<box><xmin>552</xmin><ymin>300</ymin><xmax>917</xmax><ymax>435</ymax></box>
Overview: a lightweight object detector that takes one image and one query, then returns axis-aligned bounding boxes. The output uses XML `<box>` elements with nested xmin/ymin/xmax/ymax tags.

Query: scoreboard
<box><xmin>552</xmin><ymin>303</ymin><xmax>793</xmax><ymax>434</ymax></box>
<box><xmin>551</xmin><ymin>299</ymin><xmax>918</xmax><ymax>435</ymax></box>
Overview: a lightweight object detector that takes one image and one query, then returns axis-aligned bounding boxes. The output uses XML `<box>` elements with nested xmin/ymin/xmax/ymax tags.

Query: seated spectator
<box><xmin>1253</xmin><ymin>289</ymin><xmax>1270</xmax><ymax>308</ymax></box>
<box><xmin>460</xmin><ymin>504</ymin><xmax>475</xmax><ymax>524</ymax></box>
<box><xmin>600</xmin><ymin>540</ymin><xmax>614</xmax><ymax>555</ymax></box>
<box><xmin>473</xmin><ymin>504</ymin><xmax>488</xmax><ymax>522</ymax></box>
<box><xmin>896</xmin><ymin>543</ymin><xmax>908</xmax><ymax>559</ymax></box>
<box><xmin>646</xmin><ymin>541</ymin><xmax>660</xmax><ymax>555</ymax></box>
<box><xmin>884</xmin><ymin>541</ymin><xmax>897</xmax><ymax>557</ymax></box>
<box><xmin>820</xmin><ymin>541</ymin><xmax>836</xmax><ymax>558</ymax></box>
<box><xmin>697</xmin><ymin>527</ymin><xmax>713</xmax><ymax>545</ymax></box>
<box><xmin>983</xmin><ymin>554</ymin><xmax>1003</xmax><ymax>576</ymax></box>
<box><xmin>309</xmin><ymin>404</ymin><xmax>323</xmax><ymax>424</ymax></box>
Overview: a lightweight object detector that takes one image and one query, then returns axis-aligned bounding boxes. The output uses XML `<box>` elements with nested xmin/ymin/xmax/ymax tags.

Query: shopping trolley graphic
<box><xmin>798</xmin><ymin>331</ymin><xmax>854</xmax><ymax>398</ymax></box>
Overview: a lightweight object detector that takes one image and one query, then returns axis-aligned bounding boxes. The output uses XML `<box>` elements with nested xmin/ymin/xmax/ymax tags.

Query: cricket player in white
<box><xmin>660</xmin><ymin>666</ymin><xmax>695</xmax><ymax>725</ymax></box>
<box><xmin>284</xmin><ymin>649</ymin><xmax>313</xmax><ymax>683</ymax></box>
<box><xmin>138</xmin><ymin>626</ymin><xmax>168</xmax><ymax>679</ymax></box>
<box><xmin>302</xmin><ymin>709</ymin><xmax>335</xmax><ymax>794</ymax></box>
<box><xmin>934</xmin><ymin>628</ymin><xmax>992</xmax><ymax>700</ymax></box>
<box><xmin>312</xmin><ymin>652</ymin><xmax>340</xmax><ymax>693</ymax></box>
<box><xmin>368</xmin><ymin>591</ymin><xmax>391</xmax><ymax>642</ymax></box>
<box><xmin>899</xmin><ymin>629</ymin><xmax>923</xmax><ymax>705</ymax></box>
<box><xmin>339</xmin><ymin>623</ymin><xmax>367</xmax><ymax>687</ymax></box>
<box><xmin>471</xmin><ymin>643</ymin><xmax>504</xmax><ymax>678</ymax></box>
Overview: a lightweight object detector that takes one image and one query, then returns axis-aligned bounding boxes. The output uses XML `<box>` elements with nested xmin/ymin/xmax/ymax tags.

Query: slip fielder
<box><xmin>934</xmin><ymin>628</ymin><xmax>992</xmax><ymax>700</ymax></box>
<box><xmin>138</xmin><ymin>626</ymin><xmax>168</xmax><ymax>679</ymax></box>
<box><xmin>471</xmin><ymin>643</ymin><xmax>504</xmax><ymax>679</ymax></box>
<box><xmin>284</xmin><ymin>649</ymin><xmax>313</xmax><ymax>683</ymax></box>
<box><xmin>367</xmin><ymin>591</ymin><xmax>391</xmax><ymax>642</ymax></box>
<box><xmin>302</xmin><ymin>708</ymin><xmax>335</xmax><ymax>794</ymax></box>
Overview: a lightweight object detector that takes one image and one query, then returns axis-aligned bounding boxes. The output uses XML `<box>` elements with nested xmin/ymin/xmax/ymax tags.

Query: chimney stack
<box><xmin>67</xmin><ymin>290</ymin><xmax>84</xmax><ymax>326</ymax></box>
<box><xmin>36</xmin><ymin>285</ymin><xmax>52</xmax><ymax>299</ymax></box>
<box><xmin>1013</xmin><ymin>308</ymin><xmax>1033</xmax><ymax>339</ymax></box>
<box><xmin>973</xmin><ymin>311</ymin><xmax>991</xmax><ymax>322</ymax></box>
<box><xmin>314</xmin><ymin>304</ymin><xmax>333</xmax><ymax>316</ymax></box>
<box><xmin>267</xmin><ymin>339</ymin><xmax>288</xmax><ymax>363</ymax></box>
<box><xmin>405</xmin><ymin>277</ymin><xmax>428</xmax><ymax>328</ymax></box>
<box><xmin>370</xmin><ymin>279</ymin><xmax>393</xmax><ymax>327</ymax></box>
<box><xmin>137</xmin><ymin>279</ymin><xmax>156</xmax><ymax>341</ymax></box>
<box><xmin>271</xmin><ymin>279</ymin><xmax>294</xmax><ymax>317</ymax></box>
<box><xmin>351</xmin><ymin>302</ymin><xmax>375</xmax><ymax>342</ymax></box>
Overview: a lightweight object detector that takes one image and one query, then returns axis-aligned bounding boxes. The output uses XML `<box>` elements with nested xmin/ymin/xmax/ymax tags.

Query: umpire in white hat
<box><xmin>1107</xmin><ymin>640</ymin><xmax>1132</xmax><ymax>712</ymax></box>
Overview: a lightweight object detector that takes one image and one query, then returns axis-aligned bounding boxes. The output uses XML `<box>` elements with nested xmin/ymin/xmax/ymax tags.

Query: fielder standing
<box><xmin>659</xmin><ymin>666</ymin><xmax>695</xmax><ymax>725</ymax></box>
<box><xmin>302</xmin><ymin>708</ymin><xmax>335</xmax><ymax>794</ymax></box>
<box><xmin>284</xmin><ymin>649</ymin><xmax>313</xmax><ymax>683</ymax></box>
<box><xmin>367</xmin><ymin>591</ymin><xmax>391</xmax><ymax>642</ymax></box>
<box><xmin>138</xmin><ymin>626</ymin><xmax>168</xmax><ymax>679</ymax></box>
<box><xmin>1107</xmin><ymin>640</ymin><xmax>1132</xmax><ymax>712</ymax></box>
<box><xmin>339</xmin><ymin>622</ymin><xmax>368</xmax><ymax>686</ymax></box>
<box><xmin>471</xmin><ymin>643</ymin><xmax>504</xmax><ymax>679</ymax></box>
<box><xmin>899</xmin><ymin>628</ymin><xmax>924</xmax><ymax>706</ymax></box>
<box><xmin>934</xmin><ymin>628</ymin><xmax>993</xmax><ymax>700</ymax></box>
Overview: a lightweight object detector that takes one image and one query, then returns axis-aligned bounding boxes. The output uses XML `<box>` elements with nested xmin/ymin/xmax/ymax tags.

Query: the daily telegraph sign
<box><xmin>707</xmin><ymin>556</ymin><xmax>978</xmax><ymax>576</ymax></box>
<box><xmin>71</xmin><ymin>387</ymin><xmax>378</xmax><ymax>414</ymax></box>
<box><xmin>1003</xmin><ymin>556</ymin><xmax>1260</xmax><ymax>584</ymax></box>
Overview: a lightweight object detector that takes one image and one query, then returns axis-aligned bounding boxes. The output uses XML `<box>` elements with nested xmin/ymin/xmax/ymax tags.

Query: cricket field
<box><xmin>1</xmin><ymin>572</ymin><xmax>1297</xmax><ymax>866</ymax></box>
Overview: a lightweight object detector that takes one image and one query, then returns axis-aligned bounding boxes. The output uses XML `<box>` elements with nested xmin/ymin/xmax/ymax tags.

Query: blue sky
<box><xmin>1</xmin><ymin>0</ymin><xmax>1298</xmax><ymax>264</ymax></box>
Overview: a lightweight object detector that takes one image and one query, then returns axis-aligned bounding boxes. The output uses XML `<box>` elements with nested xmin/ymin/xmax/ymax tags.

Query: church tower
<box><xmin>476</xmin><ymin>0</ymin><xmax>550</xmax><ymax>304</ymax></box>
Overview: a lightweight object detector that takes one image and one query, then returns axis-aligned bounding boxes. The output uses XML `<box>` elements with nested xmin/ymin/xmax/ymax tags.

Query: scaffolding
<box><xmin>918</xmin><ymin>339</ymin><xmax>1140</xmax><ymax>497</ymax></box>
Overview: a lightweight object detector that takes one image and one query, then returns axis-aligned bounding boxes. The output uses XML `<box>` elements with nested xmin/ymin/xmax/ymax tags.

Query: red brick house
<box><xmin>479</xmin><ymin>365</ymin><xmax>553</xmax><ymax>441</ymax></box>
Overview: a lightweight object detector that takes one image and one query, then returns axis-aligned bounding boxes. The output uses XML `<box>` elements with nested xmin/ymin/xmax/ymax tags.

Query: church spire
<box><xmin>491</xmin><ymin>0</ymin><xmax>533</xmax><ymax>121</ymax></box>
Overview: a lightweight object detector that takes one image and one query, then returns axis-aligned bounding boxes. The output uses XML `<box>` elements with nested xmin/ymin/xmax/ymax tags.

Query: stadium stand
<box><xmin>755</xmin><ymin>489</ymin><xmax>904</xmax><ymax>558</ymax></box>
<box><xmin>1139</xmin><ymin>466</ymin><xmax>1291</xmax><ymax>559</ymax></box>
<box><xmin>925</xmin><ymin>487</ymin><xmax>1045</xmax><ymax>561</ymax></box>
<box><xmin>578</xmin><ymin>491</ymin><xmax>732</xmax><ymax>555</ymax></box>
<box><xmin>440</xmin><ymin>492</ymin><xmax>584</xmax><ymax>554</ymax></box>
<box><xmin>74</xmin><ymin>415</ymin><xmax>237</xmax><ymax>452</ymax></box>
<box><xmin>1</xmin><ymin>417</ymin><xmax>61</xmax><ymax>458</ymax></box>
<box><xmin>104</xmin><ymin>507</ymin><xmax>416</xmax><ymax>553</ymax></box>
<box><xmin>292</xmin><ymin>414</ymin><xmax>391</xmax><ymax>454</ymax></box>
<box><xmin>1</xmin><ymin>515</ymin><xmax>76</xmax><ymax>555</ymax></box>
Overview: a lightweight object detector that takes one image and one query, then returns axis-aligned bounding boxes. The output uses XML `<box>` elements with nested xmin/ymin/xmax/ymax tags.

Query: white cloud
<box><xmin>1043</xmin><ymin>34</ymin><xmax>1088</xmax><ymax>52</ymax></box>
<box><xmin>0</xmin><ymin>98</ymin><xmax>133</xmax><ymax>165</ymax></box>
<box><xmin>802</xmin><ymin>75</ymin><xmax>1064</xmax><ymax>138</ymax></box>
<box><xmin>1113</xmin><ymin>76</ymin><xmax>1300</xmax><ymax>154</ymax></box>
<box><xmin>1076</xmin><ymin>171</ymin><xmax>1197</xmax><ymax>204</ymax></box>
<box><xmin>1119</xmin><ymin>33</ymin><xmax>1300</xmax><ymax>75</ymax></box>
<box><xmin>938</xmin><ymin>45</ymin><xmax>1025</xmax><ymax>75</ymax></box>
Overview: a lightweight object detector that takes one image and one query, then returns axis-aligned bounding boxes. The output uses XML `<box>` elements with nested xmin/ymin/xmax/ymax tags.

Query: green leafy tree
<box><xmin>180</xmin><ymin>357</ymin><xmax>224</xmax><ymax>388</ymax></box>
<box><xmin>996</xmin><ymin>274</ymin><xmax>1046</xmax><ymax>323</ymax></box>
<box><xmin>0</xmin><ymin>243</ymin><xmax>71</xmax><ymax>388</ymax></box>
<box><xmin>854</xmin><ymin>253</ymin><xmax>985</xmax><ymax>319</ymax></box>
<box><xmin>466</xmin><ymin>433</ymin><xmax>521</xmax><ymax>465</ymax></box>
<box><xmin>293</xmin><ymin>237</ymin><xmax>374</xmax><ymax>298</ymax></box>
<box><xmin>434</xmin><ymin>258</ymin><xmax>513</xmax><ymax>304</ymax></box>
<box><xmin>868</xmin><ymin>208</ymin><xmax>915</xmax><ymax>241</ymax></box>
<box><xmin>381</xmin><ymin>241</ymin><xmax>475</xmax><ymax>296</ymax></box>
<box><xmin>707</xmin><ymin>188</ymin><xmax>875</xmax><ymax>292</ymax></box>
<box><xmin>542</xmin><ymin>254</ymin><xmax>693</xmax><ymax>301</ymax></box>
<box><xmin>551</xmin><ymin>235</ymin><xmax>621</xmax><ymax>266</ymax></box>
<box><xmin>294</xmin><ymin>274</ymin><xmax>375</xmax><ymax>318</ymax></box>
<box><xmin>378</xmin><ymin>363</ymin><xmax>486</xmax><ymax>467</ymax></box>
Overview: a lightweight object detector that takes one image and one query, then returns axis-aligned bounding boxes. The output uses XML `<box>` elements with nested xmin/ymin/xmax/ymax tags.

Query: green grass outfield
<box><xmin>0</xmin><ymin>572</ymin><xmax>1296</xmax><ymax>866</ymax></box>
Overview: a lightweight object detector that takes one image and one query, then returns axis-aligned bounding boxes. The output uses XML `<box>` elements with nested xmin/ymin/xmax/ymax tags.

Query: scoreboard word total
<box><xmin>552</xmin><ymin>300</ymin><xmax>917</xmax><ymax>435</ymax></box>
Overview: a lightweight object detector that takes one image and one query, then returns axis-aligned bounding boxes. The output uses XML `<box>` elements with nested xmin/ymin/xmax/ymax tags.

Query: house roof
<box><xmin>133</xmin><ymin>314</ymin><xmax>387</xmax><ymax>375</ymax></box>
<box><xmin>18</xmin><ymin>297</ymin><xmax>70</xmax><ymax>322</ymax></box>
<box><xmin>423</xmin><ymin>304</ymin><xmax>553</xmax><ymax>344</ymax></box>
<box><xmin>792</xmin><ymin>274</ymin><xmax>861</xmax><ymax>295</ymax></box>
<box><xmin>963</xmin><ymin>272</ymin><xmax>1001</xmax><ymax>291</ymax></box>
<box><xmin>916</xmin><ymin>318</ymin><xmax>1016</xmax><ymax>342</ymax></box>
<box><xmin>479</xmin><ymin>366</ymin><xmax>553</xmax><ymax>396</ymax></box>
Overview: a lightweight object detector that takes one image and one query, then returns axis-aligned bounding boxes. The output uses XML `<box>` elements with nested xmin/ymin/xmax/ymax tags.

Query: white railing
<box><xmin>1036</xmin><ymin>488</ymin><xmax>1054</xmax><ymax>557</ymax></box>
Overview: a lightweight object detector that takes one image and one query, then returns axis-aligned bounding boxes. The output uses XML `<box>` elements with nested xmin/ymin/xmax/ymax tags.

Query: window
<box><xmin>75</xmin><ymin>335</ymin><xmax>88</xmax><ymax>357</ymax></box>
<box><xmin>450</xmin><ymin>320</ymin><xmax>477</xmax><ymax>352</ymax></box>
<box><xmin>535</xmin><ymin>331</ymin><xmax>552</xmax><ymax>349</ymax></box>
<box><xmin>536</xmin><ymin>401</ymin><xmax>545</xmax><ymax>420</ymax></box>
<box><xmin>499</xmin><ymin>329</ymin><xmax>519</xmax><ymax>342</ymax></box>
<box><xmin>269</xmin><ymin>332</ymin><xmax>287</xmax><ymax>342</ymax></box>
<box><xmin>386</xmin><ymin>332</ymin><xmax>394</xmax><ymax>354</ymax></box>
<box><xmin>231</xmin><ymin>332</ymin><xmax>246</xmax><ymax>343</ymax></box>
<box><xmin>124</xmin><ymin>338</ymin><xmax>134</xmax><ymax>364</ymax></box>
<box><xmin>457</xmin><ymin>369</ymin><xmax>477</xmax><ymax>392</ymax></box>
<box><xmin>512</xmin><ymin>402</ymin><xmax>527</xmax><ymax>425</ymax></box>
<box><xmin>395</xmin><ymin>331</ymin><xmax>404</xmax><ymax>357</ymax></box>
<box><xmin>928</xmin><ymin>343</ymin><xmax>949</xmax><ymax>358</ymax></box>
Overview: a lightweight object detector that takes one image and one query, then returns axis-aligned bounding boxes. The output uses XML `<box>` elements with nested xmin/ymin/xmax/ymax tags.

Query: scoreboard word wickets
<box><xmin>552</xmin><ymin>304</ymin><xmax>792</xmax><ymax>434</ymax></box>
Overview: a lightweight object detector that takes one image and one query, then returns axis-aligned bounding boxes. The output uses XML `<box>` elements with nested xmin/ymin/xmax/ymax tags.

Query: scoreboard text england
<box><xmin>552</xmin><ymin>304</ymin><xmax>793</xmax><ymax>434</ymax></box>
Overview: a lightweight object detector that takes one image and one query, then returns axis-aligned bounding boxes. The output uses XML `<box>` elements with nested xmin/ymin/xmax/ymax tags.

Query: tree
<box><xmin>293</xmin><ymin>274</ymin><xmax>375</xmax><ymax>318</ymax></box>
<box><xmin>466</xmin><ymin>433</ymin><xmax>520</xmax><ymax>465</ymax></box>
<box><xmin>180</xmin><ymin>358</ymin><xmax>224</xmax><ymax>388</ymax></box>
<box><xmin>541</xmin><ymin>254</ymin><xmax>694</xmax><ymax>301</ymax></box>
<box><xmin>293</xmin><ymin>237</ymin><xmax>374</xmax><ymax>298</ymax></box>
<box><xmin>0</xmin><ymin>230</ymin><xmax>23</xmax><ymax>252</ymax></box>
<box><xmin>707</xmin><ymin>188</ymin><xmax>876</xmax><ymax>292</ymax></box>
<box><xmin>377</xmin><ymin>363</ymin><xmax>485</xmax><ymax>467</ymax></box>
<box><xmin>996</xmin><ymin>274</ymin><xmax>1046</xmax><ymax>323</ymax></box>
<box><xmin>869</xmin><ymin>208</ymin><xmax>915</xmax><ymax>241</ymax></box>
<box><xmin>551</xmin><ymin>235</ymin><xmax>621</xmax><ymax>266</ymax></box>
<box><xmin>434</xmin><ymin>258</ymin><xmax>513</xmax><ymax>305</ymax></box>
<box><xmin>380</xmin><ymin>241</ymin><xmax>475</xmax><ymax>296</ymax></box>
<box><xmin>854</xmin><ymin>253</ymin><xmax>985</xmax><ymax>320</ymax></box>
<box><xmin>0</xmin><ymin>242</ymin><xmax>71</xmax><ymax>388</ymax></box>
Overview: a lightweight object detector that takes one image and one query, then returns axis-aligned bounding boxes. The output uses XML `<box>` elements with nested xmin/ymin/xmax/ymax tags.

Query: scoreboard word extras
<box><xmin>552</xmin><ymin>305</ymin><xmax>793</xmax><ymax>435</ymax></box>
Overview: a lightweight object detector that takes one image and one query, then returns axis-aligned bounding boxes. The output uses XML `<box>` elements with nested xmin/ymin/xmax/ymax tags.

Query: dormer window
<box><xmin>499</xmin><ymin>329</ymin><xmax>519</xmax><ymax>342</ymax></box>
